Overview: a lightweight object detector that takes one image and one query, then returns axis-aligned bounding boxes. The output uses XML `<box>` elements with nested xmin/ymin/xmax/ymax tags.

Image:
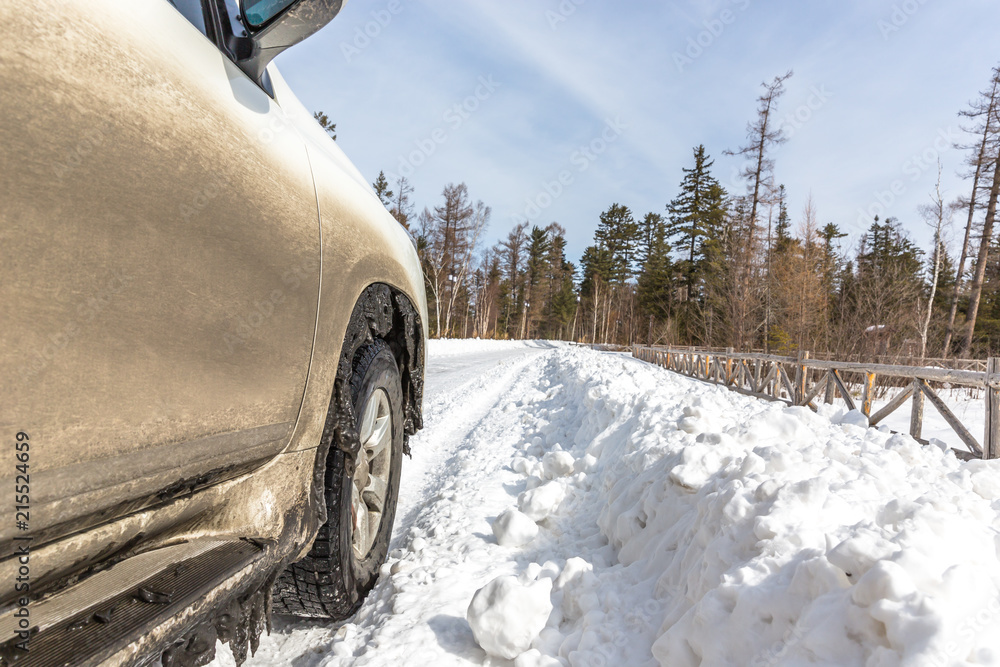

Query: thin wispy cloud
<box><xmin>278</xmin><ymin>0</ymin><xmax>1000</xmax><ymax>262</ymax></box>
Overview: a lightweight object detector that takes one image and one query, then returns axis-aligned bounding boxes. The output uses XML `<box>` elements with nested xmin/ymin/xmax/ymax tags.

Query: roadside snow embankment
<box><xmin>464</xmin><ymin>347</ymin><xmax>1000</xmax><ymax>666</ymax></box>
<box><xmin>217</xmin><ymin>342</ymin><xmax>1000</xmax><ymax>667</ymax></box>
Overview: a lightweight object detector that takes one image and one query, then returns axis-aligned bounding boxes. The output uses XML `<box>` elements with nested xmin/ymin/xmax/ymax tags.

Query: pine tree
<box><xmin>856</xmin><ymin>217</ymin><xmax>923</xmax><ymax>281</ymax></box>
<box><xmin>580</xmin><ymin>241</ymin><xmax>616</xmax><ymax>344</ymax></box>
<box><xmin>580</xmin><ymin>245</ymin><xmax>613</xmax><ymax>297</ymax></box>
<box><xmin>594</xmin><ymin>204</ymin><xmax>641</xmax><ymax>283</ymax></box>
<box><xmin>497</xmin><ymin>223</ymin><xmax>528</xmax><ymax>338</ymax></box>
<box><xmin>313</xmin><ymin>111</ymin><xmax>337</xmax><ymax>140</ymax></box>
<box><xmin>974</xmin><ymin>236</ymin><xmax>1000</xmax><ymax>351</ymax></box>
<box><xmin>372</xmin><ymin>170</ymin><xmax>393</xmax><ymax>208</ymax></box>
<box><xmin>541</xmin><ymin>225</ymin><xmax>577</xmax><ymax>339</ymax></box>
<box><xmin>819</xmin><ymin>223</ymin><xmax>847</xmax><ymax>283</ymax></box>
<box><xmin>851</xmin><ymin>217</ymin><xmax>924</xmax><ymax>355</ymax></box>
<box><xmin>521</xmin><ymin>226</ymin><xmax>552</xmax><ymax>338</ymax></box>
<box><xmin>638</xmin><ymin>212</ymin><xmax>664</xmax><ymax>268</ymax></box>
<box><xmin>637</xmin><ymin>213</ymin><xmax>673</xmax><ymax>336</ymax></box>
<box><xmin>774</xmin><ymin>185</ymin><xmax>793</xmax><ymax>255</ymax></box>
<box><xmin>666</xmin><ymin>145</ymin><xmax>727</xmax><ymax>299</ymax></box>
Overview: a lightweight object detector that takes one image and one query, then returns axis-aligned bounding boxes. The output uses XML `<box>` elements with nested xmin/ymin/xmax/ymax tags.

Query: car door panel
<box><xmin>0</xmin><ymin>0</ymin><xmax>320</xmax><ymax>553</ymax></box>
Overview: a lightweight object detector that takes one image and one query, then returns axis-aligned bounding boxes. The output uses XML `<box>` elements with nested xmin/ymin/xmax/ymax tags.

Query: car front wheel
<box><xmin>273</xmin><ymin>339</ymin><xmax>404</xmax><ymax>619</ymax></box>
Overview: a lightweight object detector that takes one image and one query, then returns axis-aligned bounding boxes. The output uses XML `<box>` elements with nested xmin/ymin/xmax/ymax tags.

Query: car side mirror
<box><xmin>235</xmin><ymin>0</ymin><xmax>345</xmax><ymax>83</ymax></box>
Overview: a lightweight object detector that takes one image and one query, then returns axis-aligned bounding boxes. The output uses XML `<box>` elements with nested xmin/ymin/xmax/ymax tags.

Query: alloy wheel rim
<box><xmin>350</xmin><ymin>388</ymin><xmax>392</xmax><ymax>559</ymax></box>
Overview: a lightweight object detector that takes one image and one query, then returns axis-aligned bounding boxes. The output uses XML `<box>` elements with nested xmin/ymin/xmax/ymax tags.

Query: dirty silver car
<box><xmin>0</xmin><ymin>0</ymin><xmax>427</xmax><ymax>664</ymax></box>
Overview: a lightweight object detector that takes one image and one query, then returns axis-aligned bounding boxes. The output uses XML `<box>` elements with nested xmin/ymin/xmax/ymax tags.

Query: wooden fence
<box><xmin>649</xmin><ymin>345</ymin><xmax>988</xmax><ymax>372</ymax></box>
<box><xmin>631</xmin><ymin>346</ymin><xmax>1000</xmax><ymax>461</ymax></box>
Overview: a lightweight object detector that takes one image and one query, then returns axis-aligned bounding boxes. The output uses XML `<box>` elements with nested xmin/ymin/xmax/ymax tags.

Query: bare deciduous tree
<box><xmin>417</xmin><ymin>183</ymin><xmax>489</xmax><ymax>337</ymax></box>
<box><xmin>959</xmin><ymin>67</ymin><xmax>1000</xmax><ymax>357</ymax></box>
<box><xmin>943</xmin><ymin>68</ymin><xmax>1000</xmax><ymax>355</ymax></box>
<box><xmin>389</xmin><ymin>176</ymin><xmax>415</xmax><ymax>230</ymax></box>
<box><xmin>725</xmin><ymin>71</ymin><xmax>793</xmax><ymax>248</ymax></box>
<box><xmin>919</xmin><ymin>164</ymin><xmax>950</xmax><ymax>361</ymax></box>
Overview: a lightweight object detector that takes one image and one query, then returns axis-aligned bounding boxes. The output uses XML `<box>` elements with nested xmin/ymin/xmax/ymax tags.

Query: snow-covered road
<box><xmin>213</xmin><ymin>341</ymin><xmax>1000</xmax><ymax>667</ymax></box>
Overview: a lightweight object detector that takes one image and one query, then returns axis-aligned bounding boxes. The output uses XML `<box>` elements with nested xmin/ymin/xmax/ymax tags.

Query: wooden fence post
<box><xmin>726</xmin><ymin>348</ymin><xmax>734</xmax><ymax>385</ymax></box>
<box><xmin>861</xmin><ymin>372</ymin><xmax>876</xmax><ymax>418</ymax></box>
<box><xmin>824</xmin><ymin>370</ymin><xmax>835</xmax><ymax>404</ymax></box>
<box><xmin>986</xmin><ymin>357</ymin><xmax>1000</xmax><ymax>460</ymax></box>
<box><xmin>909</xmin><ymin>379</ymin><xmax>924</xmax><ymax>441</ymax></box>
<box><xmin>794</xmin><ymin>351</ymin><xmax>810</xmax><ymax>405</ymax></box>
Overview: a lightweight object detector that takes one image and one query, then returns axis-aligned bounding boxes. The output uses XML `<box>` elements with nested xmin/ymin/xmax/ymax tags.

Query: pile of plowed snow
<box><xmin>463</xmin><ymin>347</ymin><xmax>1000</xmax><ymax>665</ymax></box>
<box><xmin>217</xmin><ymin>342</ymin><xmax>1000</xmax><ymax>667</ymax></box>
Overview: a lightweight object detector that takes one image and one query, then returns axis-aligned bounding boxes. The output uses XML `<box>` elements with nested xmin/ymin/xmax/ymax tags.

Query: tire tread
<box><xmin>272</xmin><ymin>339</ymin><xmax>400</xmax><ymax>619</ymax></box>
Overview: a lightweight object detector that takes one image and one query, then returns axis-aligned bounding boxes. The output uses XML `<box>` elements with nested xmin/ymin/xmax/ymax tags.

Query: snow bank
<box><xmin>223</xmin><ymin>341</ymin><xmax>1000</xmax><ymax>666</ymax></box>
<box><xmin>473</xmin><ymin>347</ymin><xmax>1000</xmax><ymax>665</ymax></box>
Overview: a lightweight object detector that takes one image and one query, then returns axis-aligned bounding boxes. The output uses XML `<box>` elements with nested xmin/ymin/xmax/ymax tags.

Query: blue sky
<box><xmin>275</xmin><ymin>0</ymin><xmax>1000</xmax><ymax>267</ymax></box>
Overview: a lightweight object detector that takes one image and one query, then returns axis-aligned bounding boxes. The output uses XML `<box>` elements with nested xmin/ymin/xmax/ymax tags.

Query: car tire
<box><xmin>272</xmin><ymin>339</ymin><xmax>404</xmax><ymax>619</ymax></box>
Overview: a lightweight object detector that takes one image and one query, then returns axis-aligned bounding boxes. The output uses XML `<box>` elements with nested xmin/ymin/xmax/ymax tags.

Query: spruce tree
<box><xmin>637</xmin><ymin>213</ymin><xmax>673</xmax><ymax>325</ymax></box>
<box><xmin>850</xmin><ymin>217</ymin><xmax>925</xmax><ymax>352</ymax></box>
<box><xmin>594</xmin><ymin>204</ymin><xmax>641</xmax><ymax>283</ymax></box>
<box><xmin>372</xmin><ymin>170</ymin><xmax>394</xmax><ymax>208</ymax></box>
<box><xmin>666</xmin><ymin>145</ymin><xmax>727</xmax><ymax>299</ymax></box>
<box><xmin>580</xmin><ymin>245</ymin><xmax>613</xmax><ymax>296</ymax></box>
<box><xmin>313</xmin><ymin>111</ymin><xmax>337</xmax><ymax>140</ymax></box>
<box><xmin>932</xmin><ymin>244</ymin><xmax>956</xmax><ymax>313</ymax></box>
<box><xmin>774</xmin><ymin>185</ymin><xmax>792</xmax><ymax>255</ymax></box>
<box><xmin>542</xmin><ymin>225</ymin><xmax>577</xmax><ymax>338</ymax></box>
<box><xmin>521</xmin><ymin>226</ymin><xmax>552</xmax><ymax>338</ymax></box>
<box><xmin>819</xmin><ymin>222</ymin><xmax>848</xmax><ymax>319</ymax></box>
<box><xmin>639</xmin><ymin>212</ymin><xmax>664</xmax><ymax>267</ymax></box>
<box><xmin>856</xmin><ymin>217</ymin><xmax>923</xmax><ymax>282</ymax></box>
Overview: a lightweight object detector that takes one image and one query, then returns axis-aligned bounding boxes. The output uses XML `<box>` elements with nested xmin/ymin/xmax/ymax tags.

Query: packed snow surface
<box><xmin>212</xmin><ymin>340</ymin><xmax>1000</xmax><ymax>666</ymax></box>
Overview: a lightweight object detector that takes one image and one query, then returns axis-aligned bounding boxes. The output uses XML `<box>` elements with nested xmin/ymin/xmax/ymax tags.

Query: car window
<box><xmin>166</xmin><ymin>0</ymin><xmax>209</xmax><ymax>36</ymax></box>
<box><xmin>244</xmin><ymin>0</ymin><xmax>297</xmax><ymax>28</ymax></box>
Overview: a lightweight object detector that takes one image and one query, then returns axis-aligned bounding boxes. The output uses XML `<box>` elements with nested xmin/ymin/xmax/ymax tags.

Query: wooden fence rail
<box><xmin>644</xmin><ymin>345</ymin><xmax>988</xmax><ymax>372</ymax></box>
<box><xmin>631</xmin><ymin>345</ymin><xmax>1000</xmax><ymax>461</ymax></box>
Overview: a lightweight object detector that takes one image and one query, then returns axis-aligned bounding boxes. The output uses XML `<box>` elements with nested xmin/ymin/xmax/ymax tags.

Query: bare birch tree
<box><xmin>919</xmin><ymin>164</ymin><xmax>949</xmax><ymax>361</ymax></box>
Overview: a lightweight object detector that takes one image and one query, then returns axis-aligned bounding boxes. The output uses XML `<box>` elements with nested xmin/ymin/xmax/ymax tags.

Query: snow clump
<box><xmin>492</xmin><ymin>508</ymin><xmax>539</xmax><ymax>547</ymax></box>
<box><xmin>517</xmin><ymin>480</ymin><xmax>565</xmax><ymax>521</ymax></box>
<box><xmin>467</xmin><ymin>575</ymin><xmax>553</xmax><ymax>659</ymax></box>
